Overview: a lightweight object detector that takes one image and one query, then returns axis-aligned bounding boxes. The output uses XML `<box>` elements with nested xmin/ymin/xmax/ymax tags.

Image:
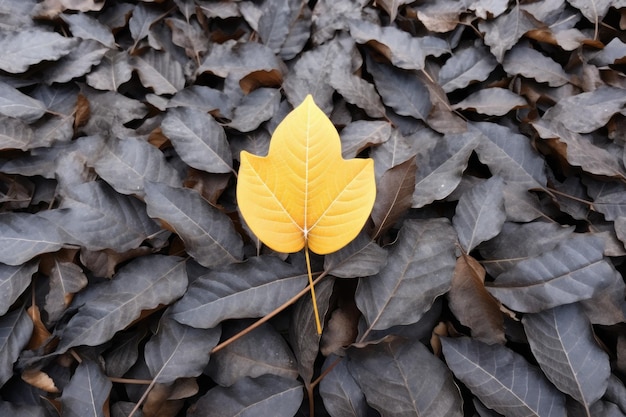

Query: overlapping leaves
<box><xmin>0</xmin><ymin>0</ymin><xmax>625</xmax><ymax>416</ymax></box>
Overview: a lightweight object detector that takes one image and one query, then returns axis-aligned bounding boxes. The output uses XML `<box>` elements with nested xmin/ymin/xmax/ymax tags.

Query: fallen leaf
<box><xmin>237</xmin><ymin>94</ymin><xmax>376</xmax><ymax>255</ymax></box>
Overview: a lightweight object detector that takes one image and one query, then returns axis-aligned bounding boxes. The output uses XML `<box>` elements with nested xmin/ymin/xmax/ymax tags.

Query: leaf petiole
<box><xmin>305</xmin><ymin>243</ymin><xmax>323</xmax><ymax>334</ymax></box>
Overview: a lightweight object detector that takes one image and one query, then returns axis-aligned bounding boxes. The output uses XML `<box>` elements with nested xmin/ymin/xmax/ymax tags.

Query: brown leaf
<box><xmin>26</xmin><ymin>305</ymin><xmax>52</xmax><ymax>350</ymax></box>
<box><xmin>371</xmin><ymin>157</ymin><xmax>416</xmax><ymax>239</ymax></box>
<box><xmin>448</xmin><ymin>254</ymin><xmax>505</xmax><ymax>345</ymax></box>
<box><xmin>21</xmin><ymin>368</ymin><xmax>59</xmax><ymax>393</ymax></box>
<box><xmin>320</xmin><ymin>300</ymin><xmax>360</xmax><ymax>356</ymax></box>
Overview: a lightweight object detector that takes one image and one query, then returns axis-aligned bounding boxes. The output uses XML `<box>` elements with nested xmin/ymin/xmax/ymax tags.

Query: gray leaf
<box><xmin>283</xmin><ymin>39</ymin><xmax>338</xmax><ymax>114</ymax></box>
<box><xmin>197</xmin><ymin>40</ymin><xmax>284</xmax><ymax>82</ymax></box>
<box><xmin>439</xmin><ymin>42</ymin><xmax>498</xmax><ymax>92</ymax></box>
<box><xmin>258</xmin><ymin>0</ymin><xmax>310</xmax><ymax>59</ymax></box>
<box><xmin>171</xmin><ymin>255</ymin><xmax>306</xmax><ymax>329</ymax></box>
<box><xmin>188</xmin><ymin>374</ymin><xmax>303</xmax><ymax>417</ymax></box>
<box><xmin>413</xmin><ymin>129</ymin><xmax>479</xmax><ymax>208</ymax></box>
<box><xmin>0</xmin><ymin>81</ymin><xmax>46</xmax><ymax>123</ymax></box>
<box><xmin>62</xmin><ymin>12</ymin><xmax>115</xmax><ymax>47</ymax></box>
<box><xmin>86</xmin><ymin>50</ymin><xmax>133</xmax><ymax>91</ymax></box>
<box><xmin>44</xmin><ymin>39</ymin><xmax>108</xmax><ymax>84</ymax></box>
<box><xmin>0</xmin><ymin>260</ymin><xmax>38</xmax><ymax>316</ymax></box>
<box><xmin>503</xmin><ymin>43</ymin><xmax>570</xmax><ymax>87</ymax></box>
<box><xmin>129</xmin><ymin>3</ymin><xmax>162</xmax><ymax>49</ymax></box>
<box><xmin>371</xmin><ymin>157</ymin><xmax>417</xmax><ymax>239</ymax></box>
<box><xmin>324</xmin><ymin>232</ymin><xmax>388</xmax><ymax>278</ymax></box>
<box><xmin>453</xmin><ymin>176</ymin><xmax>506</xmax><ymax>253</ymax></box>
<box><xmin>0</xmin><ymin>308</ymin><xmax>33</xmax><ymax>388</ymax></box>
<box><xmin>56</xmin><ymin>255</ymin><xmax>188</xmax><ymax>353</ymax></box>
<box><xmin>355</xmin><ymin>219</ymin><xmax>456</xmax><ymax>334</ymax></box>
<box><xmin>441</xmin><ymin>337</ymin><xmax>566</xmax><ymax>417</ymax></box>
<box><xmin>144</xmin><ymin>181</ymin><xmax>243</xmax><ymax>267</ymax></box>
<box><xmin>348</xmin><ymin>337</ymin><xmax>463</xmax><ymax>417</ymax></box>
<box><xmin>61</xmin><ymin>359</ymin><xmax>112</xmax><ymax>417</ymax></box>
<box><xmin>42</xmin><ymin>181</ymin><xmax>160</xmax><ymax>252</ymax></box>
<box><xmin>319</xmin><ymin>355</ymin><xmax>369</xmax><ymax>417</ymax></box>
<box><xmin>350</xmin><ymin>19</ymin><xmax>449</xmax><ymax>71</ymax></box>
<box><xmin>0</xmin><ymin>116</ymin><xmax>33</xmax><ymax>150</ymax></box>
<box><xmin>0</xmin><ymin>29</ymin><xmax>77</xmax><ymax>73</ymax></box>
<box><xmin>227</xmin><ymin>88</ymin><xmax>281</xmax><ymax>133</ymax></box>
<box><xmin>452</xmin><ymin>88</ymin><xmax>527</xmax><ymax>116</ymax></box>
<box><xmin>478</xmin><ymin>5</ymin><xmax>537</xmax><ymax>62</ymax></box>
<box><xmin>542</xmin><ymin>86</ymin><xmax>626</xmax><ymax>134</ymax></box>
<box><xmin>340</xmin><ymin>121</ymin><xmax>391</xmax><ymax>159</ymax></box>
<box><xmin>371</xmin><ymin>129</ymin><xmax>416</xmax><ymax>181</ymax></box>
<box><xmin>479</xmin><ymin>221</ymin><xmax>575</xmax><ymax>277</ymax></box>
<box><xmin>44</xmin><ymin>260</ymin><xmax>88</xmax><ymax>324</ymax></box>
<box><xmin>131</xmin><ymin>50</ymin><xmax>185</xmax><ymax>95</ymax></box>
<box><xmin>473</xmin><ymin>122</ymin><xmax>547</xmax><ymax>190</ymax></box>
<box><xmin>167</xmin><ymin>85</ymin><xmax>230</xmax><ymax>117</ymax></box>
<box><xmin>289</xmin><ymin>278</ymin><xmax>334</xmax><ymax>384</ymax></box>
<box><xmin>145</xmin><ymin>315</ymin><xmax>221</xmax><ymax>384</ymax></box>
<box><xmin>207</xmin><ymin>321</ymin><xmax>298</xmax><ymax>387</ymax></box>
<box><xmin>0</xmin><ymin>212</ymin><xmax>65</xmax><ymax>265</ymax></box>
<box><xmin>366</xmin><ymin>56</ymin><xmax>432</xmax><ymax>121</ymax></box>
<box><xmin>487</xmin><ymin>234</ymin><xmax>617</xmax><ymax>312</ymax></box>
<box><xmin>92</xmin><ymin>137</ymin><xmax>182</xmax><ymax>196</ymax></box>
<box><xmin>522</xmin><ymin>303</ymin><xmax>610</xmax><ymax>409</ymax></box>
<box><xmin>162</xmin><ymin>107</ymin><xmax>233</xmax><ymax>173</ymax></box>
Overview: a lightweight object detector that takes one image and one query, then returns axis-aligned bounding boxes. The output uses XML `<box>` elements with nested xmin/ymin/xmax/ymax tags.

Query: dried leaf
<box><xmin>144</xmin><ymin>181</ymin><xmax>243</xmax><ymax>267</ymax></box>
<box><xmin>55</xmin><ymin>255</ymin><xmax>188</xmax><ymax>353</ymax></box>
<box><xmin>487</xmin><ymin>234</ymin><xmax>617</xmax><ymax>313</ymax></box>
<box><xmin>161</xmin><ymin>107</ymin><xmax>233</xmax><ymax>174</ymax></box>
<box><xmin>0</xmin><ymin>261</ymin><xmax>38</xmax><ymax>316</ymax></box>
<box><xmin>0</xmin><ymin>81</ymin><xmax>46</xmax><ymax>123</ymax></box>
<box><xmin>356</xmin><ymin>219</ymin><xmax>456</xmax><ymax>334</ymax></box>
<box><xmin>61</xmin><ymin>359</ymin><xmax>112</xmax><ymax>417</ymax></box>
<box><xmin>131</xmin><ymin>50</ymin><xmax>185</xmax><ymax>95</ymax></box>
<box><xmin>453</xmin><ymin>176</ymin><xmax>506</xmax><ymax>253</ymax></box>
<box><xmin>371</xmin><ymin>157</ymin><xmax>416</xmax><ymax>239</ymax></box>
<box><xmin>542</xmin><ymin>86</ymin><xmax>626</xmax><ymax>134</ymax></box>
<box><xmin>449</xmin><ymin>255</ymin><xmax>505</xmax><ymax>345</ymax></box>
<box><xmin>171</xmin><ymin>255</ymin><xmax>306</xmax><ymax>329</ymax></box>
<box><xmin>478</xmin><ymin>5</ymin><xmax>537</xmax><ymax>62</ymax></box>
<box><xmin>452</xmin><ymin>88</ymin><xmax>527</xmax><ymax>116</ymax></box>
<box><xmin>0</xmin><ymin>29</ymin><xmax>78</xmax><ymax>73</ymax></box>
<box><xmin>145</xmin><ymin>315</ymin><xmax>221</xmax><ymax>384</ymax></box>
<box><xmin>413</xmin><ymin>129</ymin><xmax>480</xmax><ymax>208</ymax></box>
<box><xmin>348</xmin><ymin>337</ymin><xmax>463</xmax><ymax>417</ymax></box>
<box><xmin>187</xmin><ymin>375</ymin><xmax>303</xmax><ymax>417</ymax></box>
<box><xmin>319</xmin><ymin>355</ymin><xmax>369</xmax><ymax>417</ymax></box>
<box><xmin>207</xmin><ymin>322</ymin><xmax>298</xmax><ymax>386</ymax></box>
<box><xmin>324</xmin><ymin>232</ymin><xmax>388</xmax><ymax>278</ymax></box>
<box><xmin>442</xmin><ymin>336</ymin><xmax>567</xmax><ymax>417</ymax></box>
<box><xmin>366</xmin><ymin>56</ymin><xmax>432</xmax><ymax>121</ymax></box>
<box><xmin>503</xmin><ymin>43</ymin><xmax>571</xmax><ymax>87</ymax></box>
<box><xmin>350</xmin><ymin>19</ymin><xmax>449</xmax><ymax>71</ymax></box>
<box><xmin>227</xmin><ymin>88</ymin><xmax>281</xmax><ymax>132</ymax></box>
<box><xmin>0</xmin><ymin>308</ymin><xmax>33</xmax><ymax>387</ymax></box>
<box><xmin>0</xmin><ymin>212</ymin><xmax>65</xmax><ymax>266</ymax></box>
<box><xmin>522</xmin><ymin>303</ymin><xmax>610</xmax><ymax>409</ymax></box>
<box><xmin>439</xmin><ymin>42</ymin><xmax>498</xmax><ymax>93</ymax></box>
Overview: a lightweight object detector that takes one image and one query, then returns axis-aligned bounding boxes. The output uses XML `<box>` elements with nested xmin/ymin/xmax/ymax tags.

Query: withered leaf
<box><xmin>350</xmin><ymin>19</ymin><xmax>449</xmax><ymax>71</ymax></box>
<box><xmin>371</xmin><ymin>157</ymin><xmax>417</xmax><ymax>239</ymax></box>
<box><xmin>478</xmin><ymin>5</ymin><xmax>537</xmax><ymax>62</ymax></box>
<box><xmin>448</xmin><ymin>255</ymin><xmax>505</xmax><ymax>345</ymax></box>
<box><xmin>439</xmin><ymin>42</ymin><xmax>498</xmax><ymax>93</ymax></box>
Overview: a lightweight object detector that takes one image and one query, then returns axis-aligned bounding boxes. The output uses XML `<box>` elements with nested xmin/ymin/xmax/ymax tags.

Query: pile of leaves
<box><xmin>1</xmin><ymin>0</ymin><xmax>626</xmax><ymax>415</ymax></box>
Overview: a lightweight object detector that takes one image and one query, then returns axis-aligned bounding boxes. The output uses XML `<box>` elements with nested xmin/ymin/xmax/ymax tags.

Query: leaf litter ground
<box><xmin>1</xmin><ymin>0</ymin><xmax>626</xmax><ymax>416</ymax></box>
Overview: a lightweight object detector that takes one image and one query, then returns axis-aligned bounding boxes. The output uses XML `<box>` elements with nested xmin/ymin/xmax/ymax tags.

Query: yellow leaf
<box><xmin>237</xmin><ymin>95</ymin><xmax>376</xmax><ymax>255</ymax></box>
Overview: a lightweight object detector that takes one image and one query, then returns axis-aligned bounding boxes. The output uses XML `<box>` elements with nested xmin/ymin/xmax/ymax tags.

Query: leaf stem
<box><xmin>305</xmin><ymin>243</ymin><xmax>323</xmax><ymax>334</ymax></box>
<box><xmin>210</xmin><ymin>268</ymin><xmax>328</xmax><ymax>354</ymax></box>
